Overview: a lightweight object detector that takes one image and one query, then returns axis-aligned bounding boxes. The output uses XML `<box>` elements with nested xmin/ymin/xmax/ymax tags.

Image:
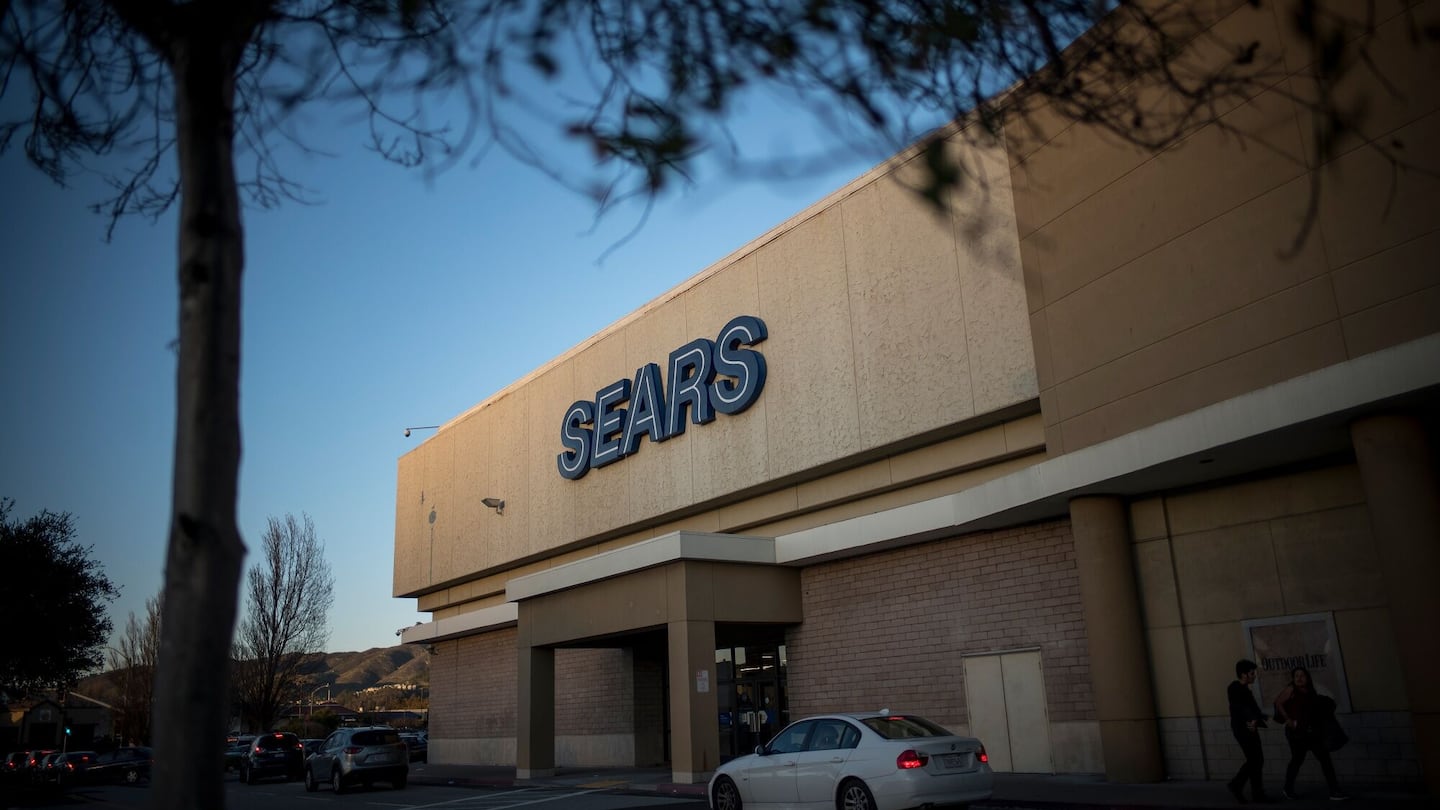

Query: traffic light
<box><xmin>64</xmin><ymin>726</ymin><xmax>71</xmax><ymax>736</ymax></box>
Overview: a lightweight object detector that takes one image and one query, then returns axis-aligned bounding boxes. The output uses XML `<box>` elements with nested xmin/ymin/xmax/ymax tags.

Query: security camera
<box><xmin>403</xmin><ymin>428</ymin><xmax>411</xmax><ymax>437</ymax></box>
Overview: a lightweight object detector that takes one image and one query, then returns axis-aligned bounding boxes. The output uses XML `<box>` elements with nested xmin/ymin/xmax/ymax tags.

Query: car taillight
<box><xmin>65</xmin><ymin>762</ymin><xmax>75</xmax><ymax>771</ymax></box>
<box><xmin>896</xmin><ymin>749</ymin><xmax>929</xmax><ymax>769</ymax></box>
<box><xmin>977</xmin><ymin>745</ymin><xmax>988</xmax><ymax>764</ymax></box>
<box><xmin>343</xmin><ymin>746</ymin><xmax>362</xmax><ymax>756</ymax></box>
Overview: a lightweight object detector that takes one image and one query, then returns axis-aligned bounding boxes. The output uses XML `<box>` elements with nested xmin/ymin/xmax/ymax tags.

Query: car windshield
<box><xmin>860</xmin><ymin>715</ymin><xmax>953</xmax><ymax>739</ymax></box>
<box><xmin>353</xmin><ymin>730</ymin><xmax>400</xmax><ymax>746</ymax></box>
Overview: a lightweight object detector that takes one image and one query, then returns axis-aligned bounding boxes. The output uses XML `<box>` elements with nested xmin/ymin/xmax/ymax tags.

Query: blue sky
<box><xmin>0</xmin><ymin>76</ymin><xmax>886</xmax><ymax>656</ymax></box>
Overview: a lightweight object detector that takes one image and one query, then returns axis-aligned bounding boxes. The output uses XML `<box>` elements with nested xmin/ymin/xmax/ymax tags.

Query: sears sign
<box><xmin>557</xmin><ymin>315</ymin><xmax>768</xmax><ymax>479</ymax></box>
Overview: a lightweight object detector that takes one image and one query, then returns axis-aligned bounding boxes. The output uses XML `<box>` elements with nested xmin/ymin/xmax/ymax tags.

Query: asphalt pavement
<box><xmin>407</xmin><ymin>762</ymin><xmax>1436</xmax><ymax>809</ymax></box>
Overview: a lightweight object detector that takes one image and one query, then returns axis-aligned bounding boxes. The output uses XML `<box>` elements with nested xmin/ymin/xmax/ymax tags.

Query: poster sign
<box><xmin>696</xmin><ymin>669</ymin><xmax>710</xmax><ymax>694</ymax></box>
<box><xmin>1242</xmin><ymin>612</ymin><xmax>1351</xmax><ymax>714</ymax></box>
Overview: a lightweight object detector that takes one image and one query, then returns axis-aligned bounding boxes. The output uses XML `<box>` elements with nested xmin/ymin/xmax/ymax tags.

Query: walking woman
<box><xmin>1273</xmin><ymin>666</ymin><xmax>1350</xmax><ymax>801</ymax></box>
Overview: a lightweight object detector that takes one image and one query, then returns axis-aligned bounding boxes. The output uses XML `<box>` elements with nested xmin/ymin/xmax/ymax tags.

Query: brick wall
<box><xmin>556</xmin><ymin>648</ymin><xmax>633</xmax><ymax>735</ymax></box>
<box><xmin>430</xmin><ymin>629</ymin><xmax>518</xmax><ymax>739</ymax></box>
<box><xmin>430</xmin><ymin>634</ymin><xmax>640</xmax><ymax>750</ymax></box>
<box><xmin>787</xmin><ymin>518</ymin><xmax>1092</xmax><ymax>730</ymax></box>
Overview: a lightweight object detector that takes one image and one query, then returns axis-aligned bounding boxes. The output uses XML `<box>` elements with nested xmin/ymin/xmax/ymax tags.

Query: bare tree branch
<box><xmin>232</xmin><ymin>513</ymin><xmax>335</xmax><ymax>732</ymax></box>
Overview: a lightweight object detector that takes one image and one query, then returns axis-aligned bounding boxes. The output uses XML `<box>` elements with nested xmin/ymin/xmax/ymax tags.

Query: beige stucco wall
<box><xmin>1132</xmin><ymin>465</ymin><xmax>1402</xmax><ymax>718</ymax></box>
<box><xmin>1132</xmin><ymin>464</ymin><xmax>1419</xmax><ymax>780</ymax></box>
<box><xmin>415</xmin><ymin>415</ymin><xmax>1044</xmax><ymax>617</ymax></box>
<box><xmin>1011</xmin><ymin>0</ymin><xmax>1440</xmax><ymax>456</ymax></box>
<box><xmin>396</xmin><ymin>135</ymin><xmax>1038</xmax><ymax>599</ymax></box>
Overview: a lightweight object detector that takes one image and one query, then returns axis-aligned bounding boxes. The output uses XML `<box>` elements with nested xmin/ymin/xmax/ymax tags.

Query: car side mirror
<box><xmin>754</xmin><ymin>745</ymin><xmax>767</xmax><ymax>756</ymax></box>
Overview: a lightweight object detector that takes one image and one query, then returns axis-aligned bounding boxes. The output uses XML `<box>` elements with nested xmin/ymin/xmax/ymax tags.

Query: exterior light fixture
<box><xmin>482</xmin><ymin>497</ymin><xmax>505</xmax><ymax>514</ymax></box>
<box><xmin>403</xmin><ymin>425</ymin><xmax>440</xmax><ymax>437</ymax></box>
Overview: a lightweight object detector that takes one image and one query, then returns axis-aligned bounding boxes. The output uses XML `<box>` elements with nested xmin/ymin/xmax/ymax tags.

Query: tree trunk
<box><xmin>150</xmin><ymin>24</ymin><xmax>248</xmax><ymax>810</ymax></box>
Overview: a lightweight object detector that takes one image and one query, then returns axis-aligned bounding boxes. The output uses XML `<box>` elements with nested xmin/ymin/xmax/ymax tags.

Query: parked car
<box><xmin>240</xmin><ymin>732</ymin><xmax>305</xmax><ymax>784</ymax></box>
<box><xmin>708</xmin><ymin>712</ymin><xmax>992</xmax><ymax>810</ymax></box>
<box><xmin>53</xmin><ymin>752</ymin><xmax>98</xmax><ymax>788</ymax></box>
<box><xmin>21</xmin><ymin>750</ymin><xmax>55</xmax><ymax>782</ymax></box>
<box><xmin>224</xmin><ymin>738</ymin><xmax>255</xmax><ymax>772</ymax></box>
<box><xmin>304</xmin><ymin>726</ymin><xmax>407</xmax><ymax>794</ymax></box>
<box><xmin>81</xmin><ymin>747</ymin><xmax>153</xmax><ymax>785</ymax></box>
<box><xmin>35</xmin><ymin>752</ymin><xmax>64</xmax><ymax>784</ymax></box>
<box><xmin>2</xmin><ymin>752</ymin><xmax>28</xmax><ymax>781</ymax></box>
<box><xmin>399</xmin><ymin>732</ymin><xmax>428</xmax><ymax>763</ymax></box>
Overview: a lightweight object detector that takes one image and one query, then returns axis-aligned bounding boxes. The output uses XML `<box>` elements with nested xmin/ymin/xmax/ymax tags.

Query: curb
<box><xmin>409</xmin><ymin>773</ymin><xmax>708</xmax><ymax>797</ymax></box>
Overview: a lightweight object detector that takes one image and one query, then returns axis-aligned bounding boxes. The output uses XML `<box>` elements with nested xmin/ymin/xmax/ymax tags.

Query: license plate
<box><xmin>940</xmin><ymin>753</ymin><xmax>969</xmax><ymax>769</ymax></box>
<box><xmin>368</xmin><ymin>754</ymin><xmax>393</xmax><ymax>764</ymax></box>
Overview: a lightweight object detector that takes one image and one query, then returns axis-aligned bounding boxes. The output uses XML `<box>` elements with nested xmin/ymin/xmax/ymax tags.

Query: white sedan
<box><xmin>709</xmin><ymin>711</ymin><xmax>993</xmax><ymax>810</ymax></box>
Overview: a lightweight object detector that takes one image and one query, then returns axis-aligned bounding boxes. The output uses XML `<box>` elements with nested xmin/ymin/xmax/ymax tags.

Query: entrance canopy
<box><xmin>509</xmin><ymin>532</ymin><xmax>802</xmax><ymax>782</ymax></box>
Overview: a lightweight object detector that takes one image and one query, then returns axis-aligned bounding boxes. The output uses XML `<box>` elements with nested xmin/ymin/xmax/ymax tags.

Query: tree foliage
<box><xmin>5</xmin><ymin>1</ymin><xmax>1418</xmax><ymax>223</ymax></box>
<box><xmin>2</xmin><ymin>1</ymin><xmax>1430</xmax><ymax>807</ymax></box>
<box><xmin>108</xmin><ymin>592</ymin><xmax>162</xmax><ymax>745</ymax></box>
<box><xmin>0</xmin><ymin>498</ymin><xmax>119</xmax><ymax>698</ymax></box>
<box><xmin>231</xmin><ymin>513</ymin><xmax>335</xmax><ymax>733</ymax></box>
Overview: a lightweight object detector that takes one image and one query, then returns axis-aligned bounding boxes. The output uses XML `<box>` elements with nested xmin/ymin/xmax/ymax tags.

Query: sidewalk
<box><xmin>407</xmin><ymin>763</ymin><xmax>1435</xmax><ymax>809</ymax></box>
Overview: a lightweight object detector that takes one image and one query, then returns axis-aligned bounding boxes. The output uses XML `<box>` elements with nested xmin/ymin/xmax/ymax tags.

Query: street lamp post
<box><xmin>309</xmin><ymin>684</ymin><xmax>330</xmax><ymax>717</ymax></box>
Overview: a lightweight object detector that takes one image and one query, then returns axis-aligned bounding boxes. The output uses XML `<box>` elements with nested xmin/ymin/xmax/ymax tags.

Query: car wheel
<box><xmin>714</xmin><ymin>775</ymin><xmax>743</xmax><ymax>810</ymax></box>
<box><xmin>839</xmin><ymin>779</ymin><xmax>876</xmax><ymax>810</ymax></box>
<box><xmin>124</xmin><ymin>768</ymin><xmax>140</xmax><ymax>785</ymax></box>
<box><xmin>304</xmin><ymin>766</ymin><xmax>317</xmax><ymax>793</ymax></box>
<box><xmin>393</xmin><ymin>773</ymin><xmax>407</xmax><ymax>790</ymax></box>
<box><xmin>331</xmin><ymin>768</ymin><xmax>345</xmax><ymax>795</ymax></box>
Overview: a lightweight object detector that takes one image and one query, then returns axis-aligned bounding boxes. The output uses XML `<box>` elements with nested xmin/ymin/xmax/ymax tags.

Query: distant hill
<box><xmin>80</xmin><ymin>644</ymin><xmax>428</xmax><ymax>697</ymax></box>
<box><xmin>297</xmin><ymin>646</ymin><xmax>430</xmax><ymax>692</ymax></box>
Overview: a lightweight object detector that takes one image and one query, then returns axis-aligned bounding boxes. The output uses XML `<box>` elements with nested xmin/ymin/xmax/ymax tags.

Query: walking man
<box><xmin>1227</xmin><ymin>659</ymin><xmax>1271</xmax><ymax>804</ymax></box>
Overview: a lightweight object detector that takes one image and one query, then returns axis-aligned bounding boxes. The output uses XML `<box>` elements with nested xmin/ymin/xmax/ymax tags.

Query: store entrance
<box><xmin>716</xmin><ymin>642</ymin><xmax>788</xmax><ymax>760</ymax></box>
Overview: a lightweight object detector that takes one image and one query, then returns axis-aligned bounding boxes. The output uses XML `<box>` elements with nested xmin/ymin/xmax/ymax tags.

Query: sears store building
<box><xmin>395</xmin><ymin>0</ymin><xmax>1440</xmax><ymax>792</ymax></box>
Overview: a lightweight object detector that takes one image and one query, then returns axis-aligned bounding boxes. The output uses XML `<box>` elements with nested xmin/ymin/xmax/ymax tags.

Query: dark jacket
<box><xmin>1229</xmin><ymin>680</ymin><xmax>1267</xmax><ymax>734</ymax></box>
<box><xmin>1281</xmin><ymin>687</ymin><xmax>1337</xmax><ymax>739</ymax></box>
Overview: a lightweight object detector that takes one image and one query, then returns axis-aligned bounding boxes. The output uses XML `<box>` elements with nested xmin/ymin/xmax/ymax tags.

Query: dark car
<box><xmin>81</xmin><ymin>747</ymin><xmax>153</xmax><ymax>785</ymax></box>
<box><xmin>35</xmin><ymin>753</ymin><xmax>63</xmax><ymax>784</ymax></box>
<box><xmin>2</xmin><ymin>752</ymin><xmax>28</xmax><ymax>781</ymax></box>
<box><xmin>53</xmin><ymin>752</ymin><xmax>98</xmax><ymax>788</ymax></box>
<box><xmin>223</xmin><ymin>738</ymin><xmax>254</xmax><ymax>772</ymax></box>
<box><xmin>21</xmin><ymin>751</ymin><xmax>56</xmax><ymax>783</ymax></box>
<box><xmin>304</xmin><ymin>726</ymin><xmax>407</xmax><ymax>793</ymax></box>
<box><xmin>240</xmin><ymin>732</ymin><xmax>305</xmax><ymax>784</ymax></box>
<box><xmin>399</xmin><ymin>733</ymin><xmax>427</xmax><ymax>763</ymax></box>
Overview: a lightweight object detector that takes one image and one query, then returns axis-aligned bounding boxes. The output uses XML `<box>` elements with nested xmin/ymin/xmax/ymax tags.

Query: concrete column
<box><xmin>516</xmin><ymin>644</ymin><xmax>555</xmax><ymax>778</ymax></box>
<box><xmin>1069</xmin><ymin>496</ymin><xmax>1163</xmax><ymax>782</ymax></box>
<box><xmin>1351</xmin><ymin>414</ymin><xmax>1440</xmax><ymax>796</ymax></box>
<box><xmin>667</xmin><ymin>619</ymin><xmax>720</xmax><ymax>783</ymax></box>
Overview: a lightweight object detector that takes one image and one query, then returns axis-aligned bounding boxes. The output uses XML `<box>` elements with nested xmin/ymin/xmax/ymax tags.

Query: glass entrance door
<box><xmin>716</xmin><ymin>643</ymin><xmax>787</xmax><ymax>759</ymax></box>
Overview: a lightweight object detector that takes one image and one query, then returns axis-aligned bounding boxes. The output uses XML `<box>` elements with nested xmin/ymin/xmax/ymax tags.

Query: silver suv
<box><xmin>304</xmin><ymin>726</ymin><xmax>407</xmax><ymax>793</ymax></box>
